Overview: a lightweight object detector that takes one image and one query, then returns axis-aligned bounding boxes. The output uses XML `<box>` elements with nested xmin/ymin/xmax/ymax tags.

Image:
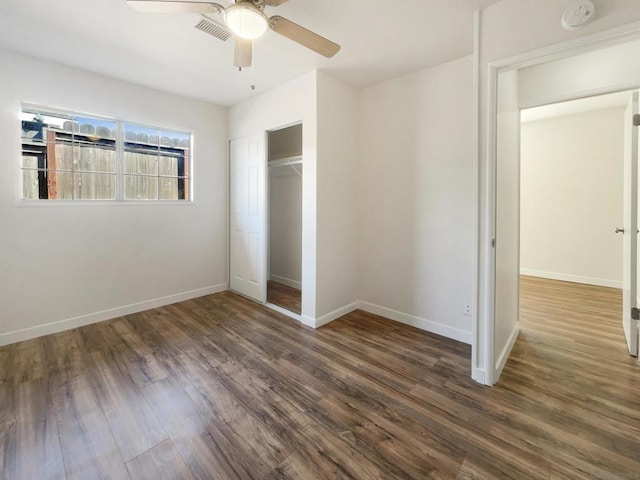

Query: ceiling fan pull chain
<box><xmin>251</xmin><ymin>43</ymin><xmax>256</xmax><ymax>91</ymax></box>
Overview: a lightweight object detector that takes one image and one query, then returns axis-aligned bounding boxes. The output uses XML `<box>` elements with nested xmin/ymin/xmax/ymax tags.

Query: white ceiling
<box><xmin>0</xmin><ymin>0</ymin><xmax>502</xmax><ymax>106</ymax></box>
<box><xmin>521</xmin><ymin>90</ymin><xmax>632</xmax><ymax>123</ymax></box>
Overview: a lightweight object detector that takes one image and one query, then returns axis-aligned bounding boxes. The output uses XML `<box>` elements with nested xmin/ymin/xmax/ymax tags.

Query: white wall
<box><xmin>357</xmin><ymin>55</ymin><xmax>474</xmax><ymax>343</ymax></box>
<box><xmin>229</xmin><ymin>72</ymin><xmax>318</xmax><ymax>319</ymax></box>
<box><xmin>521</xmin><ymin>107</ymin><xmax>624</xmax><ymax>288</ymax></box>
<box><xmin>0</xmin><ymin>49</ymin><xmax>228</xmax><ymax>345</ymax></box>
<box><xmin>477</xmin><ymin>0</ymin><xmax>640</xmax><ymax>384</ymax></box>
<box><xmin>316</xmin><ymin>72</ymin><xmax>359</xmax><ymax>323</ymax></box>
<box><xmin>519</xmin><ymin>39</ymin><xmax>640</xmax><ymax>109</ymax></box>
<box><xmin>269</xmin><ymin>167</ymin><xmax>302</xmax><ymax>288</ymax></box>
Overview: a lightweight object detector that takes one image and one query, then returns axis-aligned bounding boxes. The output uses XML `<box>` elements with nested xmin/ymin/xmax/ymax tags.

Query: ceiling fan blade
<box><xmin>234</xmin><ymin>37</ymin><xmax>253</xmax><ymax>68</ymax></box>
<box><xmin>269</xmin><ymin>16</ymin><xmax>340</xmax><ymax>58</ymax></box>
<box><xmin>127</xmin><ymin>1</ymin><xmax>223</xmax><ymax>14</ymax></box>
<box><xmin>264</xmin><ymin>0</ymin><xmax>289</xmax><ymax>5</ymax></box>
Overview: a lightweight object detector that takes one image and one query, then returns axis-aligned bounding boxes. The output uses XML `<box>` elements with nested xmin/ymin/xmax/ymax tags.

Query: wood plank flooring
<box><xmin>267</xmin><ymin>281</ymin><xmax>301</xmax><ymax>315</ymax></box>
<box><xmin>1</xmin><ymin>281</ymin><xmax>639</xmax><ymax>479</ymax></box>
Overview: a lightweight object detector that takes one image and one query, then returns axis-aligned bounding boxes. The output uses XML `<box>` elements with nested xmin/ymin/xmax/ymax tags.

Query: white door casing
<box><xmin>622</xmin><ymin>92</ymin><xmax>639</xmax><ymax>357</ymax></box>
<box><xmin>229</xmin><ymin>133</ymin><xmax>267</xmax><ymax>303</ymax></box>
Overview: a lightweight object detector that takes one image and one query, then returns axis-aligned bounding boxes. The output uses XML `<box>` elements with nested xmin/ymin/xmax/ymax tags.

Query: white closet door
<box><xmin>229</xmin><ymin>133</ymin><xmax>267</xmax><ymax>303</ymax></box>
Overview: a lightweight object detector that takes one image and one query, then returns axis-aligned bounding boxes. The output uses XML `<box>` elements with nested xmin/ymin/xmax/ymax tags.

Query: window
<box><xmin>20</xmin><ymin>106</ymin><xmax>191</xmax><ymax>201</ymax></box>
<box><xmin>123</xmin><ymin>124</ymin><xmax>190</xmax><ymax>201</ymax></box>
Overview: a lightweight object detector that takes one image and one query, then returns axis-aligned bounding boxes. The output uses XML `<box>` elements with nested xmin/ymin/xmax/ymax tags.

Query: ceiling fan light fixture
<box><xmin>225</xmin><ymin>4</ymin><xmax>269</xmax><ymax>40</ymax></box>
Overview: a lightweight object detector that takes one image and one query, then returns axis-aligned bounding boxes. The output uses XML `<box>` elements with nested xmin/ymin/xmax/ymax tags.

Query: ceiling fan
<box><xmin>127</xmin><ymin>0</ymin><xmax>341</xmax><ymax>69</ymax></box>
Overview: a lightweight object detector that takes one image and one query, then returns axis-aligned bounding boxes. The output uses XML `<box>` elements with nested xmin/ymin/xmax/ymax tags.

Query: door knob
<box><xmin>615</xmin><ymin>227</ymin><xmax>625</xmax><ymax>234</ymax></box>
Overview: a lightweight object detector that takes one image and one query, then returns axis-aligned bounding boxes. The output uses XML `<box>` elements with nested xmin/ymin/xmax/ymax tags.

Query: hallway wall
<box><xmin>520</xmin><ymin>107</ymin><xmax>625</xmax><ymax>288</ymax></box>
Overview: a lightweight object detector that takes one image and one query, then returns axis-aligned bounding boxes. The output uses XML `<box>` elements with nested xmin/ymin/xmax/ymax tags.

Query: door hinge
<box><xmin>491</xmin><ymin>238</ymin><xmax>496</xmax><ymax>248</ymax></box>
<box><xmin>632</xmin><ymin>307</ymin><xmax>640</xmax><ymax>320</ymax></box>
<box><xmin>634</xmin><ymin>114</ymin><xmax>640</xmax><ymax>127</ymax></box>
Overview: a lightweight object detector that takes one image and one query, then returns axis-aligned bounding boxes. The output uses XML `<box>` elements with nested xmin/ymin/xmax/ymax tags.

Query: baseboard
<box><xmin>300</xmin><ymin>314</ymin><xmax>316</xmax><ymax>328</ymax></box>
<box><xmin>520</xmin><ymin>269</ymin><xmax>622</xmax><ymax>289</ymax></box>
<box><xmin>298</xmin><ymin>301</ymin><xmax>359</xmax><ymax>329</ymax></box>
<box><xmin>472</xmin><ymin>367</ymin><xmax>487</xmax><ymax>385</ymax></box>
<box><xmin>265</xmin><ymin>302</ymin><xmax>302</xmax><ymax>322</ymax></box>
<box><xmin>357</xmin><ymin>301</ymin><xmax>472</xmax><ymax>344</ymax></box>
<box><xmin>315</xmin><ymin>302</ymin><xmax>359</xmax><ymax>328</ymax></box>
<box><xmin>495</xmin><ymin>322</ymin><xmax>519</xmax><ymax>382</ymax></box>
<box><xmin>269</xmin><ymin>274</ymin><xmax>302</xmax><ymax>290</ymax></box>
<box><xmin>0</xmin><ymin>283</ymin><xmax>229</xmax><ymax>347</ymax></box>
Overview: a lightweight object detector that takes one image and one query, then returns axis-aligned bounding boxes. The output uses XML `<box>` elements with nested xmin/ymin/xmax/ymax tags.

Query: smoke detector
<box><xmin>561</xmin><ymin>1</ymin><xmax>596</xmax><ymax>30</ymax></box>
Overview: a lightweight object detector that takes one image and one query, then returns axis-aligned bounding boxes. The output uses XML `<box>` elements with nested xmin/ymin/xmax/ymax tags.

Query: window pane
<box><xmin>21</xmin><ymin>110</ymin><xmax>69</xmax><ymax>143</ymax></box>
<box><xmin>159</xmin><ymin>156</ymin><xmax>178</xmax><ymax>176</ymax></box>
<box><xmin>124</xmin><ymin>124</ymin><xmax>159</xmax><ymax>146</ymax></box>
<box><xmin>22</xmin><ymin>155</ymin><xmax>38</xmax><ymax>169</ymax></box>
<box><xmin>21</xmin><ymin>144</ymin><xmax>46</xmax><ymax>168</ymax></box>
<box><xmin>74</xmin><ymin>146</ymin><xmax>116</xmax><ymax>173</ymax></box>
<box><xmin>72</xmin><ymin>116</ymin><xmax>117</xmax><ymax>173</ymax></box>
<box><xmin>55</xmin><ymin>144</ymin><xmax>74</xmax><ymax>171</ymax></box>
<box><xmin>124</xmin><ymin>152</ymin><xmax>158</xmax><ymax>175</ymax></box>
<box><xmin>125</xmin><ymin>175</ymin><xmax>158</xmax><ymax>200</ymax></box>
<box><xmin>22</xmin><ymin>169</ymin><xmax>39</xmax><ymax>199</ymax></box>
<box><xmin>50</xmin><ymin>171</ymin><xmax>74</xmax><ymax>200</ymax></box>
<box><xmin>159</xmin><ymin>177</ymin><xmax>178</xmax><ymax>200</ymax></box>
<box><xmin>74</xmin><ymin>116</ymin><xmax>116</xmax><ymax>140</ymax></box>
<box><xmin>160</xmin><ymin>130</ymin><xmax>189</xmax><ymax>149</ymax></box>
<box><xmin>74</xmin><ymin>173</ymin><xmax>116</xmax><ymax>200</ymax></box>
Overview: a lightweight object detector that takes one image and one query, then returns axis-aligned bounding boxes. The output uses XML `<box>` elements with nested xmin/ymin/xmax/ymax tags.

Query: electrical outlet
<box><xmin>464</xmin><ymin>302</ymin><xmax>472</xmax><ymax>316</ymax></box>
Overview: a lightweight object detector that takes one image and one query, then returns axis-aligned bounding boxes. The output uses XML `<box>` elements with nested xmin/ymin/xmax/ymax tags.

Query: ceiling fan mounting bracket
<box><xmin>233</xmin><ymin>0</ymin><xmax>267</xmax><ymax>10</ymax></box>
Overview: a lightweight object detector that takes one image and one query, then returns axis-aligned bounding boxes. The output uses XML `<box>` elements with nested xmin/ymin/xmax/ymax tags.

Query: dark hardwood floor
<box><xmin>267</xmin><ymin>281</ymin><xmax>301</xmax><ymax>315</ymax></box>
<box><xmin>1</xmin><ymin>281</ymin><xmax>639</xmax><ymax>479</ymax></box>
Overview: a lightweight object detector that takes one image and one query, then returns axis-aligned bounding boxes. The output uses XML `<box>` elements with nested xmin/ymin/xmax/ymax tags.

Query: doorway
<box><xmin>267</xmin><ymin>123</ymin><xmax>303</xmax><ymax>315</ymax></box>
<box><xmin>487</xmin><ymin>35</ymin><xmax>640</xmax><ymax>384</ymax></box>
<box><xmin>518</xmin><ymin>92</ymin><xmax>629</xmax><ymax>358</ymax></box>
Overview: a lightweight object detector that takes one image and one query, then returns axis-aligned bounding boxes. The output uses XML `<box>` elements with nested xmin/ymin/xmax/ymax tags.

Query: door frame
<box><xmin>478</xmin><ymin>21</ymin><xmax>640</xmax><ymax>386</ymax></box>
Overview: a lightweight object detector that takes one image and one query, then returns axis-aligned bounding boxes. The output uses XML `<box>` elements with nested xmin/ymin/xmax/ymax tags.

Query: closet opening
<box><xmin>267</xmin><ymin>123</ymin><xmax>302</xmax><ymax>315</ymax></box>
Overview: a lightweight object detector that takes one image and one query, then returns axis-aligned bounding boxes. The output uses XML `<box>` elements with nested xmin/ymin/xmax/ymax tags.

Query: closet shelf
<box><xmin>268</xmin><ymin>155</ymin><xmax>302</xmax><ymax>168</ymax></box>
